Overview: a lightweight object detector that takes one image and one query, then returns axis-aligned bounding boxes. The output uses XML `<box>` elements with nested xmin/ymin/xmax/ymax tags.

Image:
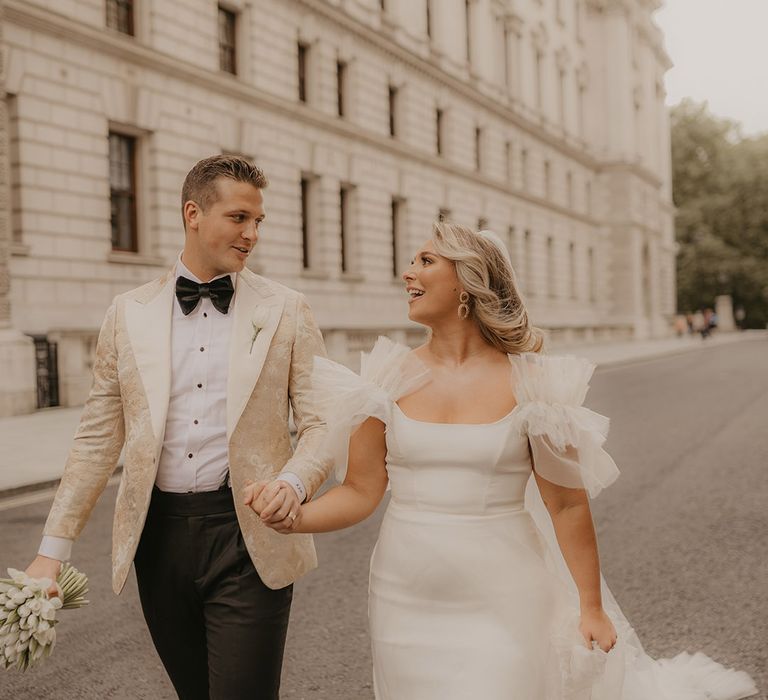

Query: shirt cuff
<box><xmin>38</xmin><ymin>536</ymin><xmax>73</xmax><ymax>562</ymax></box>
<box><xmin>276</xmin><ymin>471</ymin><xmax>307</xmax><ymax>503</ymax></box>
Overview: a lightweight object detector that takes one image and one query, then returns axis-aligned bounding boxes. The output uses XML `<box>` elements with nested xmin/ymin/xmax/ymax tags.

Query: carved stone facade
<box><xmin>1</xmin><ymin>0</ymin><xmax>674</xmax><ymax>414</ymax></box>
<box><xmin>0</xmin><ymin>0</ymin><xmax>36</xmax><ymax>417</ymax></box>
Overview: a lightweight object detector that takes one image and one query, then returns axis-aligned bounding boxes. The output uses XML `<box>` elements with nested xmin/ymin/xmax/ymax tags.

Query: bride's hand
<box><xmin>579</xmin><ymin>608</ymin><xmax>617</xmax><ymax>652</ymax></box>
<box><xmin>243</xmin><ymin>479</ymin><xmax>268</xmax><ymax>514</ymax></box>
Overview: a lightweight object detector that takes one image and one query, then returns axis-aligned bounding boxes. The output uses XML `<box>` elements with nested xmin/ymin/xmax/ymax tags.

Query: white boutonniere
<box><xmin>249</xmin><ymin>308</ymin><xmax>271</xmax><ymax>355</ymax></box>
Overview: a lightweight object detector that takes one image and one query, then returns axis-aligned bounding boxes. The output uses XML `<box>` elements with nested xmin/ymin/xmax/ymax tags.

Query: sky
<box><xmin>654</xmin><ymin>0</ymin><xmax>768</xmax><ymax>136</ymax></box>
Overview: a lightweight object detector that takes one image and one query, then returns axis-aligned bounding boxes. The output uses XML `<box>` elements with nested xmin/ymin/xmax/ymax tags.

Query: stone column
<box><xmin>715</xmin><ymin>295</ymin><xmax>736</xmax><ymax>332</ymax></box>
<box><xmin>0</xmin><ymin>0</ymin><xmax>37</xmax><ymax>417</ymax></box>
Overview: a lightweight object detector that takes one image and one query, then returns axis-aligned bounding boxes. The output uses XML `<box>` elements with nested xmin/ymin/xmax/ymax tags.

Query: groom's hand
<box><xmin>257</xmin><ymin>480</ymin><xmax>301</xmax><ymax>534</ymax></box>
<box><xmin>25</xmin><ymin>555</ymin><xmax>63</xmax><ymax>600</ymax></box>
<box><xmin>243</xmin><ymin>479</ymin><xmax>268</xmax><ymax>514</ymax></box>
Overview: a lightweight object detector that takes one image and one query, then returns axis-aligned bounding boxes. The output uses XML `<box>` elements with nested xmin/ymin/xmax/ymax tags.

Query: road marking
<box><xmin>0</xmin><ymin>475</ymin><xmax>121</xmax><ymax>512</ymax></box>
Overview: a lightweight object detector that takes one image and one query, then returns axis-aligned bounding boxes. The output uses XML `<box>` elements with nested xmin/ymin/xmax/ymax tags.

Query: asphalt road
<box><xmin>1</xmin><ymin>336</ymin><xmax>765</xmax><ymax>699</ymax></box>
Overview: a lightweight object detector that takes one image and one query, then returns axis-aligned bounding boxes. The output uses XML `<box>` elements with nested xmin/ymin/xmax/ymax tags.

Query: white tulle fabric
<box><xmin>309</xmin><ymin>336</ymin><xmax>430</xmax><ymax>482</ymax></box>
<box><xmin>309</xmin><ymin>338</ymin><xmax>758</xmax><ymax>700</ymax></box>
<box><xmin>509</xmin><ymin>352</ymin><xmax>620</xmax><ymax>498</ymax></box>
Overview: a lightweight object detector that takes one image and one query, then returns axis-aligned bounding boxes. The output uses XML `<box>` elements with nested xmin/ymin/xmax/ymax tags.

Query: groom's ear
<box><xmin>183</xmin><ymin>200</ymin><xmax>201</xmax><ymax>232</ymax></box>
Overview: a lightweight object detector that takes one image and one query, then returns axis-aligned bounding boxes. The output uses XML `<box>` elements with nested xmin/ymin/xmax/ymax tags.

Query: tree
<box><xmin>671</xmin><ymin>100</ymin><xmax>768</xmax><ymax>328</ymax></box>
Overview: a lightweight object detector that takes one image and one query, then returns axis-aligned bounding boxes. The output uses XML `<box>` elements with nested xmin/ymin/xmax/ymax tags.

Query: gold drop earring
<box><xmin>458</xmin><ymin>291</ymin><xmax>470</xmax><ymax>320</ymax></box>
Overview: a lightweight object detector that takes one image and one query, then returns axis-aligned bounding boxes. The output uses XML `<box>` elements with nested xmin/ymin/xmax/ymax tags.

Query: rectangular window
<box><xmin>478</xmin><ymin>217</ymin><xmax>489</xmax><ymax>231</ymax></box>
<box><xmin>109</xmin><ymin>132</ymin><xmax>138</xmax><ymax>252</ymax></box>
<box><xmin>436</xmin><ymin>108</ymin><xmax>444</xmax><ymax>156</ymax></box>
<box><xmin>426</xmin><ymin>0</ymin><xmax>433</xmax><ymax>39</ymax></box>
<box><xmin>391</xmin><ymin>197</ymin><xmax>404</xmax><ymax>278</ymax></box>
<box><xmin>521</xmin><ymin>148</ymin><xmax>529</xmax><ymax>191</ymax></box>
<box><xmin>475</xmin><ymin>126</ymin><xmax>482</xmax><ymax>172</ymax></box>
<box><xmin>465</xmin><ymin>0</ymin><xmax>472</xmax><ymax>64</ymax></box>
<box><xmin>218</xmin><ymin>6</ymin><xmax>237</xmax><ymax>74</ymax></box>
<box><xmin>298</xmin><ymin>43</ymin><xmax>309</xmax><ymax>103</ymax></box>
<box><xmin>544</xmin><ymin>160</ymin><xmax>551</xmax><ymax>199</ymax></box>
<box><xmin>505</xmin><ymin>141</ymin><xmax>512</xmax><ymax>183</ymax></box>
<box><xmin>576</xmin><ymin>1</ymin><xmax>584</xmax><ymax>42</ymax></box>
<box><xmin>535</xmin><ymin>51</ymin><xmax>544</xmax><ymax>112</ymax></box>
<box><xmin>106</xmin><ymin>0</ymin><xmax>134</xmax><ymax>35</ymax></box>
<box><xmin>503</xmin><ymin>24</ymin><xmax>511</xmax><ymax>92</ymax></box>
<box><xmin>438</xmin><ymin>207</ymin><xmax>451</xmax><ymax>223</ymax></box>
<box><xmin>300</xmin><ymin>177</ymin><xmax>311</xmax><ymax>269</ymax></box>
<box><xmin>569</xmin><ymin>242</ymin><xmax>577</xmax><ymax>299</ymax></box>
<box><xmin>546</xmin><ymin>236</ymin><xmax>555</xmax><ymax>298</ymax></box>
<box><xmin>336</xmin><ymin>60</ymin><xmax>347</xmax><ymax>117</ymax></box>
<box><xmin>8</xmin><ymin>94</ymin><xmax>21</xmax><ymax>246</ymax></box>
<box><xmin>588</xmin><ymin>246</ymin><xmax>596</xmax><ymax>301</ymax></box>
<box><xmin>558</xmin><ymin>69</ymin><xmax>566</xmax><ymax>126</ymax></box>
<box><xmin>586</xmin><ymin>180</ymin><xmax>593</xmax><ymax>215</ymax></box>
<box><xmin>524</xmin><ymin>229</ymin><xmax>533</xmax><ymax>295</ymax></box>
<box><xmin>340</xmin><ymin>185</ymin><xmax>350</xmax><ymax>273</ymax></box>
<box><xmin>388</xmin><ymin>85</ymin><xmax>398</xmax><ymax>137</ymax></box>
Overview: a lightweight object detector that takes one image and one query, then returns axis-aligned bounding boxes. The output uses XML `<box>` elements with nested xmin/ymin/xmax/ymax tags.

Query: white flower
<box><xmin>249</xmin><ymin>308</ymin><xmax>271</xmax><ymax>354</ymax></box>
<box><xmin>0</xmin><ymin>563</ymin><xmax>88</xmax><ymax>672</ymax></box>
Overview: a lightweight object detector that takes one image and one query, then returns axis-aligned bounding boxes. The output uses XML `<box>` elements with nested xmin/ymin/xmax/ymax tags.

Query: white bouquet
<box><xmin>0</xmin><ymin>563</ymin><xmax>89</xmax><ymax>671</ymax></box>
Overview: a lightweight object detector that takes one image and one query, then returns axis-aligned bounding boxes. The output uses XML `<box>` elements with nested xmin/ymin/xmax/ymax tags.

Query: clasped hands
<box><xmin>243</xmin><ymin>479</ymin><xmax>302</xmax><ymax>533</ymax></box>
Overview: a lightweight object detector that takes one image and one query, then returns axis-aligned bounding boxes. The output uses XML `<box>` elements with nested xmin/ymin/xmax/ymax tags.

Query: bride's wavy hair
<box><xmin>431</xmin><ymin>221</ymin><xmax>544</xmax><ymax>355</ymax></box>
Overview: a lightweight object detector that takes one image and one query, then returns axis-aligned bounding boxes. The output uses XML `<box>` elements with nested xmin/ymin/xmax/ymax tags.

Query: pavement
<box><xmin>0</xmin><ymin>330</ymin><xmax>764</xmax><ymax>496</ymax></box>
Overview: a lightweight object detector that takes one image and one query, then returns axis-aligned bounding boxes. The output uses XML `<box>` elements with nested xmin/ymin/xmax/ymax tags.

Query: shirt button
<box><xmin>193</xmin><ymin>419</ymin><xmax>199</xmax><ymax>425</ymax></box>
<box><xmin>197</xmin><ymin>383</ymin><xmax>202</xmax><ymax>388</ymax></box>
<box><xmin>188</xmin><ymin>453</ymin><xmax>193</xmax><ymax>459</ymax></box>
<box><xmin>200</xmin><ymin>346</ymin><xmax>205</xmax><ymax>352</ymax></box>
<box><xmin>203</xmin><ymin>312</ymin><xmax>208</xmax><ymax>318</ymax></box>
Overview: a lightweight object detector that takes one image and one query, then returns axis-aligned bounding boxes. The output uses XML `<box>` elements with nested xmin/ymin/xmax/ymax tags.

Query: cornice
<box><xmin>7</xmin><ymin>1</ymin><xmax>666</xmax><ymax>210</ymax></box>
<box><xmin>598</xmin><ymin>160</ymin><xmax>664</xmax><ymax>189</ymax></box>
<box><xmin>292</xmin><ymin>0</ymin><xmax>593</xmax><ymax>166</ymax></box>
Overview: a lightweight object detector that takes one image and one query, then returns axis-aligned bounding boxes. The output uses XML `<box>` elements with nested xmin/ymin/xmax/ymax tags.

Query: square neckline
<box><xmin>392</xmin><ymin>401</ymin><xmax>520</xmax><ymax>427</ymax></box>
<box><xmin>392</xmin><ymin>353</ymin><xmax>520</xmax><ymax>426</ymax></box>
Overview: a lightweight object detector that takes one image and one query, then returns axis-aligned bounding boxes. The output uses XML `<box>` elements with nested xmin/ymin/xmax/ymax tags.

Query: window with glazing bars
<box><xmin>109</xmin><ymin>132</ymin><xmax>138</xmax><ymax>252</ymax></box>
<box><xmin>218</xmin><ymin>7</ymin><xmax>237</xmax><ymax>74</ymax></box>
<box><xmin>106</xmin><ymin>0</ymin><xmax>134</xmax><ymax>35</ymax></box>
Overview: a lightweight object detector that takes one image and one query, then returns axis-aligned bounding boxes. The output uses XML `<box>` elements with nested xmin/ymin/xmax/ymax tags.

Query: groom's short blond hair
<box><xmin>181</xmin><ymin>155</ymin><xmax>268</xmax><ymax>222</ymax></box>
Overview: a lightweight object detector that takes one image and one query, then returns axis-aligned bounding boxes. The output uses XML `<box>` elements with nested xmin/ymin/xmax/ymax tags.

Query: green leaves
<box><xmin>671</xmin><ymin>100</ymin><xmax>768</xmax><ymax>326</ymax></box>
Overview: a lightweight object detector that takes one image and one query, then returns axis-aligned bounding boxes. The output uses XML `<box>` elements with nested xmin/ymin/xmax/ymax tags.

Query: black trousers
<box><xmin>134</xmin><ymin>485</ymin><xmax>293</xmax><ymax>700</ymax></box>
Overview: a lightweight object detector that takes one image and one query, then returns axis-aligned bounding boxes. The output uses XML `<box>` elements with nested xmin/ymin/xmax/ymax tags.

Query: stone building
<box><xmin>0</xmin><ymin>0</ymin><xmax>674</xmax><ymax>415</ymax></box>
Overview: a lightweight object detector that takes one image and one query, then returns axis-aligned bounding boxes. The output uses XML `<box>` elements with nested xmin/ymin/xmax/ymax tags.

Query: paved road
<box><xmin>1</xmin><ymin>337</ymin><xmax>765</xmax><ymax>699</ymax></box>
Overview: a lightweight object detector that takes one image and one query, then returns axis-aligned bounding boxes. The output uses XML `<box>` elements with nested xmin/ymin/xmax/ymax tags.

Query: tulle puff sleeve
<box><xmin>510</xmin><ymin>353</ymin><xmax>620</xmax><ymax>498</ymax></box>
<box><xmin>309</xmin><ymin>337</ymin><xmax>430</xmax><ymax>482</ymax></box>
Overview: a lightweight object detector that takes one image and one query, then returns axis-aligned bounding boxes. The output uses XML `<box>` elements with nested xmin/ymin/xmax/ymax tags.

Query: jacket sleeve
<box><xmin>43</xmin><ymin>301</ymin><xmax>126</xmax><ymax>544</ymax></box>
<box><xmin>281</xmin><ymin>294</ymin><xmax>334</xmax><ymax>500</ymax></box>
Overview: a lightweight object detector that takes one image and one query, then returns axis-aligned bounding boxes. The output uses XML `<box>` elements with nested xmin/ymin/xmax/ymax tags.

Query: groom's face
<box><xmin>184</xmin><ymin>177</ymin><xmax>265</xmax><ymax>279</ymax></box>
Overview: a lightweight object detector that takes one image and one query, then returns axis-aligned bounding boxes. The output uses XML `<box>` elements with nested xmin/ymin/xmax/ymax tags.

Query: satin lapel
<box><xmin>226</xmin><ymin>272</ymin><xmax>285</xmax><ymax>439</ymax></box>
<box><xmin>124</xmin><ymin>274</ymin><xmax>174</xmax><ymax>447</ymax></box>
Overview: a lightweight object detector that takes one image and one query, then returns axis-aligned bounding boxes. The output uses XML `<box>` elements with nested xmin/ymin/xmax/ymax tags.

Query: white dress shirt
<box><xmin>38</xmin><ymin>256</ymin><xmax>305</xmax><ymax>560</ymax></box>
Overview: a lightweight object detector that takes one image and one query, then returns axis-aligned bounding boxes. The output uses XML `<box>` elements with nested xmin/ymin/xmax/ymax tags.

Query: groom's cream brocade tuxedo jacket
<box><xmin>43</xmin><ymin>266</ymin><xmax>332</xmax><ymax>594</ymax></box>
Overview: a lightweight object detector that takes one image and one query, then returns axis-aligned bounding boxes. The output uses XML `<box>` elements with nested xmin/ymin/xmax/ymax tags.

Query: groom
<box><xmin>25</xmin><ymin>155</ymin><xmax>332</xmax><ymax>699</ymax></box>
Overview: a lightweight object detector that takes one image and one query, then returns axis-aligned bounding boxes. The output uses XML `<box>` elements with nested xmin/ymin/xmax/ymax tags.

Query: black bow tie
<box><xmin>175</xmin><ymin>275</ymin><xmax>234</xmax><ymax>315</ymax></box>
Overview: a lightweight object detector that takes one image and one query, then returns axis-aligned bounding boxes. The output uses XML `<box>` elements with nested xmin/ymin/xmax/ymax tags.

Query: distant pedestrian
<box><xmin>692</xmin><ymin>310</ymin><xmax>708</xmax><ymax>339</ymax></box>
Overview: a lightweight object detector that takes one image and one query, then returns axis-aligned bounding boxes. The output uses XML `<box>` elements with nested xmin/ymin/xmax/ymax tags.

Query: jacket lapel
<box><xmin>123</xmin><ymin>270</ymin><xmax>174</xmax><ymax>448</ymax></box>
<box><xmin>226</xmin><ymin>269</ymin><xmax>285</xmax><ymax>439</ymax></box>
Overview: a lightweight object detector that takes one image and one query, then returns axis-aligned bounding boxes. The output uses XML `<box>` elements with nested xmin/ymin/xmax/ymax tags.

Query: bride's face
<box><xmin>402</xmin><ymin>240</ymin><xmax>462</xmax><ymax>325</ymax></box>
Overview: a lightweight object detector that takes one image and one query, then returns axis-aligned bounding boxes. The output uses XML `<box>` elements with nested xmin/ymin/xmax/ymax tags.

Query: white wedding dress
<box><xmin>310</xmin><ymin>337</ymin><xmax>758</xmax><ymax>700</ymax></box>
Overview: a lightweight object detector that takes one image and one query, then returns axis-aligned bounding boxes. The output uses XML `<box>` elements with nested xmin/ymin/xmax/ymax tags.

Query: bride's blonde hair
<box><xmin>431</xmin><ymin>221</ymin><xmax>544</xmax><ymax>354</ymax></box>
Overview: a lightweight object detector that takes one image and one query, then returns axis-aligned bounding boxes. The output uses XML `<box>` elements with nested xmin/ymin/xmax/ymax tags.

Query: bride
<box><xmin>245</xmin><ymin>222</ymin><xmax>758</xmax><ymax>699</ymax></box>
